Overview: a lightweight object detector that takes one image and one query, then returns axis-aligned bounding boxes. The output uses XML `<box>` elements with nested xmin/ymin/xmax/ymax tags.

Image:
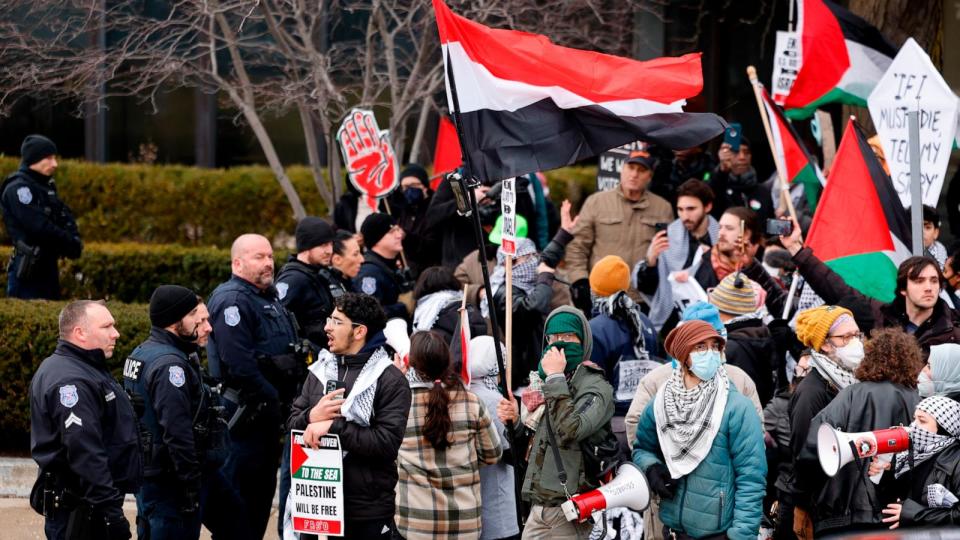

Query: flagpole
<box><xmin>505</xmin><ymin>255</ymin><xmax>513</xmax><ymax>391</ymax></box>
<box><xmin>747</xmin><ymin>65</ymin><xmax>803</xmax><ymax>320</ymax></box>
<box><xmin>444</xmin><ymin>45</ymin><xmax>526</xmax><ymax>530</ymax></box>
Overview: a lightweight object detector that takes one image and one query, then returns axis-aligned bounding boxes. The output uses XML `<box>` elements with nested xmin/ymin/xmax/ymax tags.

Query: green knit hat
<box><xmin>544</xmin><ymin>311</ymin><xmax>584</xmax><ymax>341</ymax></box>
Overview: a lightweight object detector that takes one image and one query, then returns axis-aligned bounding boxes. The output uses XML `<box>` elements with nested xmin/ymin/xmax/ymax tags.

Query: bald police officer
<box><xmin>30</xmin><ymin>300</ymin><xmax>139</xmax><ymax>540</ymax></box>
<box><xmin>206</xmin><ymin>234</ymin><xmax>301</xmax><ymax>539</ymax></box>
<box><xmin>1</xmin><ymin>135</ymin><xmax>82</xmax><ymax>299</ymax></box>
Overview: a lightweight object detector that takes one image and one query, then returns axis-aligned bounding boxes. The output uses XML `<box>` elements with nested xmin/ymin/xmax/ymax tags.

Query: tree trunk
<box><xmin>408</xmin><ymin>97</ymin><xmax>433</xmax><ymax>165</ymax></box>
<box><xmin>299</xmin><ymin>104</ymin><xmax>334</xmax><ymax>212</ymax></box>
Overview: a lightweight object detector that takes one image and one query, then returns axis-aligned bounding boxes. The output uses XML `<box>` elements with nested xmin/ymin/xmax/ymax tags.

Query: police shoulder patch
<box><xmin>224</xmin><ymin>305</ymin><xmax>241</xmax><ymax>327</ymax></box>
<box><xmin>361</xmin><ymin>276</ymin><xmax>377</xmax><ymax>295</ymax></box>
<box><xmin>168</xmin><ymin>365</ymin><xmax>186</xmax><ymax>388</ymax></box>
<box><xmin>59</xmin><ymin>385</ymin><xmax>79</xmax><ymax>408</ymax></box>
<box><xmin>276</xmin><ymin>282</ymin><xmax>289</xmax><ymax>300</ymax></box>
<box><xmin>16</xmin><ymin>186</ymin><xmax>32</xmax><ymax>205</ymax></box>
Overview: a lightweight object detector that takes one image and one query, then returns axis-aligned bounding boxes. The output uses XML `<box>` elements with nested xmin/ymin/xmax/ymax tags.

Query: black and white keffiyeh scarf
<box><xmin>809</xmin><ymin>351</ymin><xmax>858</xmax><ymax>390</ymax></box>
<box><xmin>489</xmin><ymin>237</ymin><xmax>538</xmax><ymax>296</ymax></box>
<box><xmin>310</xmin><ymin>347</ymin><xmax>393</xmax><ymax>426</ymax></box>
<box><xmin>654</xmin><ymin>364</ymin><xmax>729</xmax><ymax>478</ymax></box>
<box><xmin>592</xmin><ymin>291</ymin><xmax>650</xmax><ymax>359</ymax></box>
<box><xmin>413</xmin><ymin>290</ymin><xmax>462</xmax><ymax>332</ymax></box>
<box><xmin>895</xmin><ymin>396</ymin><xmax>960</xmax><ymax>478</ymax></box>
<box><xmin>645</xmin><ymin>217</ymin><xmax>719</xmax><ymax>330</ymax></box>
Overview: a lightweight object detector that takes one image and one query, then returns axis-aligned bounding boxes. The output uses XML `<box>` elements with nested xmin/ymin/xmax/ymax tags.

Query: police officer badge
<box><xmin>16</xmin><ymin>186</ymin><xmax>32</xmax><ymax>205</ymax></box>
<box><xmin>224</xmin><ymin>305</ymin><xmax>241</xmax><ymax>327</ymax></box>
<box><xmin>276</xmin><ymin>282</ymin><xmax>289</xmax><ymax>300</ymax></box>
<box><xmin>59</xmin><ymin>385</ymin><xmax>79</xmax><ymax>408</ymax></box>
<box><xmin>361</xmin><ymin>276</ymin><xmax>377</xmax><ymax>295</ymax></box>
<box><xmin>168</xmin><ymin>365</ymin><xmax>186</xmax><ymax>388</ymax></box>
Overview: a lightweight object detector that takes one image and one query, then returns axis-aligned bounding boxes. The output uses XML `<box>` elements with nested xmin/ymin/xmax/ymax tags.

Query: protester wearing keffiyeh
<box><xmin>895</xmin><ymin>396</ymin><xmax>960</xmax><ymax>478</ymax></box>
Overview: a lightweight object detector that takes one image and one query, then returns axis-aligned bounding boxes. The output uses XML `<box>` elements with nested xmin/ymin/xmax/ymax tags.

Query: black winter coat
<box><xmin>725</xmin><ymin>318</ymin><xmax>776</xmax><ymax>407</ymax></box>
<box><xmin>286</xmin><ymin>334</ymin><xmax>412</xmax><ymax>521</ymax></box>
<box><xmin>786</xmin><ymin>370</ymin><xmax>838</xmax><ymax>505</ymax></box>
<box><xmin>793</xmin><ymin>247</ymin><xmax>960</xmax><ymax>355</ymax></box>
<box><xmin>801</xmin><ymin>381</ymin><xmax>919</xmax><ymax>535</ymax></box>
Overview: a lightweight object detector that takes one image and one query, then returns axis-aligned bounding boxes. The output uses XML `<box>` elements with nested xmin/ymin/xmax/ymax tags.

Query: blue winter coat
<box><xmin>632</xmin><ymin>383</ymin><xmax>766</xmax><ymax>540</ymax></box>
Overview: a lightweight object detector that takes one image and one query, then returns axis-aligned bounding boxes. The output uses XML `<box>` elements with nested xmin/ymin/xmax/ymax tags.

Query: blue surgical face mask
<box><xmin>688</xmin><ymin>349</ymin><xmax>722</xmax><ymax>381</ymax></box>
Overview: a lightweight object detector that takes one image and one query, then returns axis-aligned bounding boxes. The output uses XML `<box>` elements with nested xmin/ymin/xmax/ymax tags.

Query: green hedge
<box><xmin>0</xmin><ymin>299</ymin><xmax>151</xmax><ymax>448</ymax></box>
<box><xmin>0</xmin><ymin>243</ymin><xmax>294</xmax><ymax>303</ymax></box>
<box><xmin>0</xmin><ymin>156</ymin><xmax>598</xmax><ymax>247</ymax></box>
<box><xmin>0</xmin><ymin>157</ymin><xmax>329</xmax><ymax>247</ymax></box>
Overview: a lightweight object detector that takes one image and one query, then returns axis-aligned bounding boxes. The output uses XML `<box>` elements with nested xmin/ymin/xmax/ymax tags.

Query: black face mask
<box><xmin>404</xmin><ymin>187</ymin><xmax>425</xmax><ymax>205</ymax></box>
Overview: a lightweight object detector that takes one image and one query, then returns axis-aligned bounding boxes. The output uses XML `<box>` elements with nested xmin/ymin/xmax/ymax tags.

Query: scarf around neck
<box><xmin>310</xmin><ymin>346</ymin><xmax>393</xmax><ymax>426</ymax></box>
<box><xmin>809</xmin><ymin>351</ymin><xmax>858</xmax><ymax>390</ymax></box>
<box><xmin>895</xmin><ymin>395</ymin><xmax>960</xmax><ymax>478</ymax></box>
<box><xmin>413</xmin><ymin>290</ymin><xmax>462</xmax><ymax>332</ymax></box>
<box><xmin>647</xmin><ymin>218</ymin><xmax>719</xmax><ymax>330</ymax></box>
<box><xmin>654</xmin><ymin>364</ymin><xmax>729</xmax><ymax>478</ymax></box>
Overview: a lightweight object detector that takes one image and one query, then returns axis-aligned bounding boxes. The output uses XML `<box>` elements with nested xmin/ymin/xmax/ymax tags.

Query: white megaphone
<box><xmin>383</xmin><ymin>318</ymin><xmax>411</xmax><ymax>367</ymax></box>
<box><xmin>561</xmin><ymin>462</ymin><xmax>650</xmax><ymax>523</ymax></box>
<box><xmin>817</xmin><ymin>423</ymin><xmax>910</xmax><ymax>477</ymax></box>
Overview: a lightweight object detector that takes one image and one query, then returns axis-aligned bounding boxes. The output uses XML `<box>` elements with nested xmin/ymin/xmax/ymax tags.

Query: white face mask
<box><xmin>834</xmin><ymin>339</ymin><xmax>865</xmax><ymax>371</ymax></box>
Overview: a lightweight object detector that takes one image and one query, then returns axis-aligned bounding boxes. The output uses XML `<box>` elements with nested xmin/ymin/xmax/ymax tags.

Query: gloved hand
<box><xmin>645</xmin><ymin>463</ymin><xmax>676</xmax><ymax>500</ymax></box>
<box><xmin>105</xmin><ymin>515</ymin><xmax>132</xmax><ymax>540</ymax></box>
<box><xmin>570</xmin><ymin>278</ymin><xmax>592</xmax><ymax>315</ymax></box>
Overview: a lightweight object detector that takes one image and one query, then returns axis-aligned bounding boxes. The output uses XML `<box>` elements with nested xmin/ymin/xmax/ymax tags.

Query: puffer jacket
<box><xmin>521</xmin><ymin>306</ymin><xmax>616</xmax><ymax>506</ymax></box>
<box><xmin>800</xmin><ymin>381</ymin><xmax>919</xmax><ymax>535</ymax></box>
<box><xmin>725</xmin><ymin>318</ymin><xmax>776</xmax><ymax>407</ymax></box>
<box><xmin>632</xmin><ymin>382</ymin><xmax>766</xmax><ymax>540</ymax></box>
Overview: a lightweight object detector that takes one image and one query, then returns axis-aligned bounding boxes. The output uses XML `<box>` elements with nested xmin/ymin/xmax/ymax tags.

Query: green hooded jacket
<box><xmin>521</xmin><ymin>306</ymin><xmax>616</xmax><ymax>506</ymax></box>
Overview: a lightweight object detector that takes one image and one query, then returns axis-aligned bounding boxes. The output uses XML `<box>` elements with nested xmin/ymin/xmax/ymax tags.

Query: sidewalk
<box><xmin>0</xmin><ymin>457</ymin><xmax>278</xmax><ymax>539</ymax></box>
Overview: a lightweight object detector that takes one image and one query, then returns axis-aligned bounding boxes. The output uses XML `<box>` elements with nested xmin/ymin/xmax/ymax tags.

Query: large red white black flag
<box><xmin>433</xmin><ymin>0</ymin><xmax>727</xmax><ymax>182</ymax></box>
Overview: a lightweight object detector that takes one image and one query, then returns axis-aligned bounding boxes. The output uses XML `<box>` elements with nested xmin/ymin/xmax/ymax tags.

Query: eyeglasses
<box><xmin>826</xmin><ymin>332</ymin><xmax>864</xmax><ymax>346</ymax></box>
<box><xmin>692</xmin><ymin>343</ymin><xmax>721</xmax><ymax>353</ymax></box>
<box><xmin>326</xmin><ymin>317</ymin><xmax>363</xmax><ymax>328</ymax></box>
<box><xmin>546</xmin><ymin>333</ymin><xmax>579</xmax><ymax>344</ymax></box>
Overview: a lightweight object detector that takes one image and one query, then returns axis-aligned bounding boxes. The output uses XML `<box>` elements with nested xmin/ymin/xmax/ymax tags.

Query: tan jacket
<box><xmin>624</xmin><ymin>363</ymin><xmax>764</xmax><ymax>450</ymax></box>
<box><xmin>565</xmin><ymin>188</ymin><xmax>674</xmax><ymax>282</ymax></box>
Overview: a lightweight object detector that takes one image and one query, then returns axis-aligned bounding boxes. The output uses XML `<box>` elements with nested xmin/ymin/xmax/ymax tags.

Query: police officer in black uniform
<box><xmin>124</xmin><ymin>285</ymin><xmax>248</xmax><ymax>540</ymax></box>
<box><xmin>29</xmin><ymin>300</ymin><xmax>139</xmax><ymax>540</ymax></box>
<box><xmin>276</xmin><ymin>217</ymin><xmax>340</xmax><ymax>348</ymax></box>
<box><xmin>354</xmin><ymin>213</ymin><xmax>414</xmax><ymax>320</ymax></box>
<box><xmin>1</xmin><ymin>135</ymin><xmax>82</xmax><ymax>299</ymax></box>
<box><xmin>206</xmin><ymin>233</ymin><xmax>302</xmax><ymax>539</ymax></box>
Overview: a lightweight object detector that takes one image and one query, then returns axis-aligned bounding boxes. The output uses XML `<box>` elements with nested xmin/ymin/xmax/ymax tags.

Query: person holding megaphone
<box><xmin>632</xmin><ymin>320</ymin><xmax>767</xmax><ymax>540</ymax></box>
<box><xmin>799</xmin><ymin>328</ymin><xmax>922</xmax><ymax>536</ymax></box>
<box><xmin>867</xmin><ymin>395</ymin><xmax>960</xmax><ymax>529</ymax></box>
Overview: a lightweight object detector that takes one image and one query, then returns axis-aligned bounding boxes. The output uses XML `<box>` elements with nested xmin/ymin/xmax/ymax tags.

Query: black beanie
<box><xmin>360</xmin><ymin>212</ymin><xmax>396</xmax><ymax>249</ymax></box>
<box><xmin>295</xmin><ymin>217</ymin><xmax>335</xmax><ymax>252</ymax></box>
<box><xmin>20</xmin><ymin>135</ymin><xmax>58</xmax><ymax>167</ymax></box>
<box><xmin>150</xmin><ymin>285</ymin><xmax>200</xmax><ymax>328</ymax></box>
<box><xmin>400</xmin><ymin>164</ymin><xmax>429</xmax><ymax>187</ymax></box>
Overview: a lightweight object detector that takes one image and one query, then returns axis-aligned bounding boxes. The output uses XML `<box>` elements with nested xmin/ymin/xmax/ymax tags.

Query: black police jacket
<box><xmin>0</xmin><ymin>167</ymin><xmax>82</xmax><ymax>258</ymax></box>
<box><xmin>353</xmin><ymin>251</ymin><xmax>408</xmax><ymax>320</ymax></box>
<box><xmin>123</xmin><ymin>328</ymin><xmax>208</xmax><ymax>489</ymax></box>
<box><xmin>30</xmin><ymin>341</ymin><xmax>141</xmax><ymax>522</ymax></box>
<box><xmin>276</xmin><ymin>256</ymin><xmax>336</xmax><ymax>348</ymax></box>
<box><xmin>206</xmin><ymin>275</ymin><xmax>298</xmax><ymax>403</ymax></box>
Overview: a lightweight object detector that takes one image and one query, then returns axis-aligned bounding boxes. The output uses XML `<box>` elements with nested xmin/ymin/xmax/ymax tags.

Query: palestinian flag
<box><xmin>459</xmin><ymin>302</ymin><xmax>471</xmax><ymax>386</ymax></box>
<box><xmin>761</xmin><ymin>87</ymin><xmax>825</xmax><ymax>209</ymax></box>
<box><xmin>805</xmin><ymin>119</ymin><xmax>911</xmax><ymax>302</ymax></box>
<box><xmin>433</xmin><ymin>0</ymin><xmax>726</xmax><ymax>182</ymax></box>
<box><xmin>784</xmin><ymin>0</ymin><xmax>896</xmax><ymax>119</ymax></box>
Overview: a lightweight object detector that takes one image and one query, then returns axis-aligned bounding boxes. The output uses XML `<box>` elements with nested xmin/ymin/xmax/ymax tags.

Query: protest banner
<box><xmin>771</xmin><ymin>31</ymin><xmax>800</xmax><ymax>105</ymax></box>
<box><xmin>336</xmin><ymin>109</ymin><xmax>400</xmax><ymax>210</ymax></box>
<box><xmin>596</xmin><ymin>141</ymin><xmax>646</xmax><ymax>191</ymax></box>
<box><xmin>290</xmin><ymin>430</ymin><xmax>345</xmax><ymax>537</ymax></box>
<box><xmin>868</xmin><ymin>38</ymin><xmax>958</xmax><ymax>208</ymax></box>
<box><xmin>501</xmin><ymin>177</ymin><xmax>516</xmax><ymax>389</ymax></box>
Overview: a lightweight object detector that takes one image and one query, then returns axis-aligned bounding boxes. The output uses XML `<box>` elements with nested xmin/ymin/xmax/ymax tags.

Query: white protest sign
<box><xmin>500</xmin><ymin>177</ymin><xmax>517</xmax><ymax>255</ymax></box>
<box><xmin>771</xmin><ymin>31</ymin><xmax>800</xmax><ymax>105</ymax></box>
<box><xmin>596</xmin><ymin>141</ymin><xmax>647</xmax><ymax>191</ymax></box>
<box><xmin>290</xmin><ymin>431</ymin><xmax>345</xmax><ymax>536</ymax></box>
<box><xmin>868</xmin><ymin>38</ymin><xmax>958</xmax><ymax>208</ymax></box>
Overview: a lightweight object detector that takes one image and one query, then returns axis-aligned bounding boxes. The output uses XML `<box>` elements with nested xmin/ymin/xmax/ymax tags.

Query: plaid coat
<box><xmin>396</xmin><ymin>386</ymin><xmax>503</xmax><ymax>540</ymax></box>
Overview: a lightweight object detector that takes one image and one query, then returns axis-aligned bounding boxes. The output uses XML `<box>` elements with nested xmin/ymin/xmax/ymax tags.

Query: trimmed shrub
<box><xmin>0</xmin><ymin>243</ymin><xmax>293</xmax><ymax>303</ymax></box>
<box><xmin>0</xmin><ymin>299</ymin><xmax>151</xmax><ymax>447</ymax></box>
<box><xmin>0</xmin><ymin>156</ymin><xmax>598</xmax><ymax>246</ymax></box>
